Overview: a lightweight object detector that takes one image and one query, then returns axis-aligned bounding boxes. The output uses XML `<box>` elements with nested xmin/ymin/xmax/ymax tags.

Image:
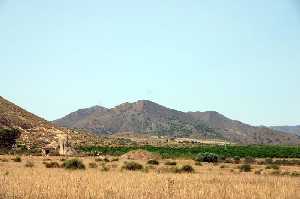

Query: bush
<box><xmin>264</xmin><ymin>158</ymin><xmax>273</xmax><ymax>164</ymax></box>
<box><xmin>12</xmin><ymin>156</ymin><xmax>21</xmax><ymax>162</ymax></box>
<box><xmin>239</xmin><ymin>164</ymin><xmax>251</xmax><ymax>172</ymax></box>
<box><xmin>272</xmin><ymin>159</ymin><xmax>300</xmax><ymax>166</ymax></box>
<box><xmin>254</xmin><ymin>169</ymin><xmax>263</xmax><ymax>175</ymax></box>
<box><xmin>44</xmin><ymin>161</ymin><xmax>61</xmax><ymax>168</ymax></box>
<box><xmin>111</xmin><ymin>158</ymin><xmax>119</xmax><ymax>162</ymax></box>
<box><xmin>89</xmin><ymin>162</ymin><xmax>98</xmax><ymax>168</ymax></box>
<box><xmin>270</xmin><ymin>170</ymin><xmax>281</xmax><ymax>175</ymax></box>
<box><xmin>195</xmin><ymin>152</ymin><xmax>218</xmax><ymax>163</ymax></box>
<box><xmin>175</xmin><ymin>165</ymin><xmax>194</xmax><ymax>173</ymax></box>
<box><xmin>101</xmin><ymin>164</ymin><xmax>110</xmax><ymax>171</ymax></box>
<box><xmin>0</xmin><ymin>158</ymin><xmax>8</xmax><ymax>162</ymax></box>
<box><xmin>165</xmin><ymin>161</ymin><xmax>177</xmax><ymax>166</ymax></box>
<box><xmin>233</xmin><ymin>156</ymin><xmax>240</xmax><ymax>164</ymax></box>
<box><xmin>244</xmin><ymin>157</ymin><xmax>255</xmax><ymax>164</ymax></box>
<box><xmin>25</xmin><ymin>161</ymin><xmax>34</xmax><ymax>168</ymax></box>
<box><xmin>265</xmin><ymin>164</ymin><xmax>280</xmax><ymax>170</ymax></box>
<box><xmin>195</xmin><ymin>162</ymin><xmax>202</xmax><ymax>166</ymax></box>
<box><xmin>290</xmin><ymin>171</ymin><xmax>300</xmax><ymax>177</ymax></box>
<box><xmin>122</xmin><ymin>161</ymin><xmax>143</xmax><ymax>171</ymax></box>
<box><xmin>63</xmin><ymin>159</ymin><xmax>85</xmax><ymax>170</ymax></box>
<box><xmin>220</xmin><ymin>164</ymin><xmax>227</xmax><ymax>169</ymax></box>
<box><xmin>147</xmin><ymin>159</ymin><xmax>159</xmax><ymax>165</ymax></box>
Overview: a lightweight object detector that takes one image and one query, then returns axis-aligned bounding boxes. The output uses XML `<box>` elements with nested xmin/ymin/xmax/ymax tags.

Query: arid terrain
<box><xmin>0</xmin><ymin>155</ymin><xmax>299</xmax><ymax>199</ymax></box>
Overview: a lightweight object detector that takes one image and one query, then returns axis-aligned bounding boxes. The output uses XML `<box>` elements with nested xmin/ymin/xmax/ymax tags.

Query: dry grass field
<box><xmin>0</xmin><ymin>155</ymin><xmax>299</xmax><ymax>199</ymax></box>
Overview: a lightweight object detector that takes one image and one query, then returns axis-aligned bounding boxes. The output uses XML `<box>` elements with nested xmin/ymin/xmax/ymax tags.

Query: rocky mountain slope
<box><xmin>54</xmin><ymin>100</ymin><xmax>300</xmax><ymax>145</ymax></box>
<box><xmin>0</xmin><ymin>96</ymin><xmax>98</xmax><ymax>151</ymax></box>
<box><xmin>270</xmin><ymin>125</ymin><xmax>300</xmax><ymax>136</ymax></box>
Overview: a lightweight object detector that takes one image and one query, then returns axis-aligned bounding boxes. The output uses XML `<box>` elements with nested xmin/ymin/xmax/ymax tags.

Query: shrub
<box><xmin>244</xmin><ymin>157</ymin><xmax>255</xmax><ymax>164</ymax></box>
<box><xmin>175</xmin><ymin>165</ymin><xmax>194</xmax><ymax>173</ymax></box>
<box><xmin>25</xmin><ymin>161</ymin><xmax>34</xmax><ymax>168</ymax></box>
<box><xmin>280</xmin><ymin>171</ymin><xmax>290</xmax><ymax>176</ymax></box>
<box><xmin>12</xmin><ymin>156</ymin><xmax>21</xmax><ymax>162</ymax></box>
<box><xmin>103</xmin><ymin>157</ymin><xmax>110</xmax><ymax>162</ymax></box>
<box><xmin>195</xmin><ymin>152</ymin><xmax>218</xmax><ymax>163</ymax></box>
<box><xmin>239</xmin><ymin>164</ymin><xmax>251</xmax><ymax>172</ymax></box>
<box><xmin>122</xmin><ymin>161</ymin><xmax>143</xmax><ymax>171</ymax></box>
<box><xmin>44</xmin><ymin>161</ymin><xmax>60</xmax><ymax>168</ymax></box>
<box><xmin>111</xmin><ymin>158</ymin><xmax>119</xmax><ymax>162</ymax></box>
<box><xmin>142</xmin><ymin>166</ymin><xmax>150</xmax><ymax>173</ymax></box>
<box><xmin>165</xmin><ymin>161</ymin><xmax>177</xmax><ymax>166</ymax></box>
<box><xmin>272</xmin><ymin>159</ymin><xmax>300</xmax><ymax>166</ymax></box>
<box><xmin>220</xmin><ymin>164</ymin><xmax>227</xmax><ymax>169</ymax></box>
<box><xmin>89</xmin><ymin>162</ymin><xmax>98</xmax><ymax>168</ymax></box>
<box><xmin>264</xmin><ymin>158</ymin><xmax>273</xmax><ymax>164</ymax></box>
<box><xmin>254</xmin><ymin>169</ymin><xmax>263</xmax><ymax>175</ymax></box>
<box><xmin>270</xmin><ymin>170</ymin><xmax>280</xmax><ymax>175</ymax></box>
<box><xmin>256</xmin><ymin>160</ymin><xmax>265</xmax><ymax>165</ymax></box>
<box><xmin>63</xmin><ymin>159</ymin><xmax>85</xmax><ymax>170</ymax></box>
<box><xmin>147</xmin><ymin>159</ymin><xmax>159</xmax><ymax>165</ymax></box>
<box><xmin>265</xmin><ymin>164</ymin><xmax>280</xmax><ymax>170</ymax></box>
<box><xmin>233</xmin><ymin>156</ymin><xmax>240</xmax><ymax>164</ymax></box>
<box><xmin>101</xmin><ymin>164</ymin><xmax>110</xmax><ymax>171</ymax></box>
<box><xmin>290</xmin><ymin>171</ymin><xmax>300</xmax><ymax>177</ymax></box>
<box><xmin>195</xmin><ymin>162</ymin><xmax>202</xmax><ymax>166</ymax></box>
<box><xmin>0</xmin><ymin>158</ymin><xmax>8</xmax><ymax>162</ymax></box>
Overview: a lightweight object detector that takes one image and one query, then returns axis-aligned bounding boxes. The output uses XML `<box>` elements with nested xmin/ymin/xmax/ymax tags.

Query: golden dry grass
<box><xmin>0</xmin><ymin>155</ymin><xmax>299</xmax><ymax>199</ymax></box>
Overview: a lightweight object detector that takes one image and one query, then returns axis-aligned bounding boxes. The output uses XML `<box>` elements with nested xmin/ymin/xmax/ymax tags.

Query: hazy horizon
<box><xmin>1</xmin><ymin>1</ymin><xmax>300</xmax><ymax>126</ymax></box>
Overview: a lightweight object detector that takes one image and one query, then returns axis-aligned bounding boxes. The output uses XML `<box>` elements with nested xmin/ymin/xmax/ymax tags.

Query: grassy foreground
<box><xmin>0</xmin><ymin>155</ymin><xmax>299</xmax><ymax>199</ymax></box>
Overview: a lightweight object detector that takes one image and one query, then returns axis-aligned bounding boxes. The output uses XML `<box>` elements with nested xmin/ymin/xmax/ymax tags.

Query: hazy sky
<box><xmin>1</xmin><ymin>0</ymin><xmax>300</xmax><ymax>126</ymax></box>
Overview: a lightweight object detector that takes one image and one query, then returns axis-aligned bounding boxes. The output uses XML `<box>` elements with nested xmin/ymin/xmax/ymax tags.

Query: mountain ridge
<box><xmin>270</xmin><ymin>125</ymin><xmax>300</xmax><ymax>136</ymax></box>
<box><xmin>53</xmin><ymin>100</ymin><xmax>300</xmax><ymax>145</ymax></box>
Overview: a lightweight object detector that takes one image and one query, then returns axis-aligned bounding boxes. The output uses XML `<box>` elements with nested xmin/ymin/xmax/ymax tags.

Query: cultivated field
<box><xmin>0</xmin><ymin>155</ymin><xmax>299</xmax><ymax>199</ymax></box>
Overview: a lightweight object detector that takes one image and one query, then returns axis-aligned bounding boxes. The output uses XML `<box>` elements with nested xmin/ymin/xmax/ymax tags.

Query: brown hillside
<box><xmin>54</xmin><ymin>100</ymin><xmax>300</xmax><ymax>145</ymax></box>
<box><xmin>0</xmin><ymin>96</ymin><xmax>99</xmax><ymax>150</ymax></box>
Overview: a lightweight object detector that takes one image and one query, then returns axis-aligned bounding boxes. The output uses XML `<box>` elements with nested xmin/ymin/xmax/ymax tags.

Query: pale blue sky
<box><xmin>1</xmin><ymin>0</ymin><xmax>300</xmax><ymax>126</ymax></box>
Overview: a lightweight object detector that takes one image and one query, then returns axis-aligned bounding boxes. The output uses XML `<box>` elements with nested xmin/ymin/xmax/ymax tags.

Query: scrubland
<box><xmin>0</xmin><ymin>155</ymin><xmax>299</xmax><ymax>199</ymax></box>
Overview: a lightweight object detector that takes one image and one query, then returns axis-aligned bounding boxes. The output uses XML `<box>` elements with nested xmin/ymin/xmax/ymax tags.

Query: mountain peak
<box><xmin>113</xmin><ymin>100</ymin><xmax>162</xmax><ymax>112</ymax></box>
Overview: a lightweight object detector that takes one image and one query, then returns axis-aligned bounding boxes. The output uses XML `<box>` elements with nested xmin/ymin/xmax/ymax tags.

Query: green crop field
<box><xmin>80</xmin><ymin>145</ymin><xmax>300</xmax><ymax>159</ymax></box>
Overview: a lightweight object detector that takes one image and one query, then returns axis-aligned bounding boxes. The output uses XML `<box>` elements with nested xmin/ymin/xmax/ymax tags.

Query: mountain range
<box><xmin>270</xmin><ymin>126</ymin><xmax>300</xmax><ymax>136</ymax></box>
<box><xmin>54</xmin><ymin>100</ymin><xmax>300</xmax><ymax>145</ymax></box>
